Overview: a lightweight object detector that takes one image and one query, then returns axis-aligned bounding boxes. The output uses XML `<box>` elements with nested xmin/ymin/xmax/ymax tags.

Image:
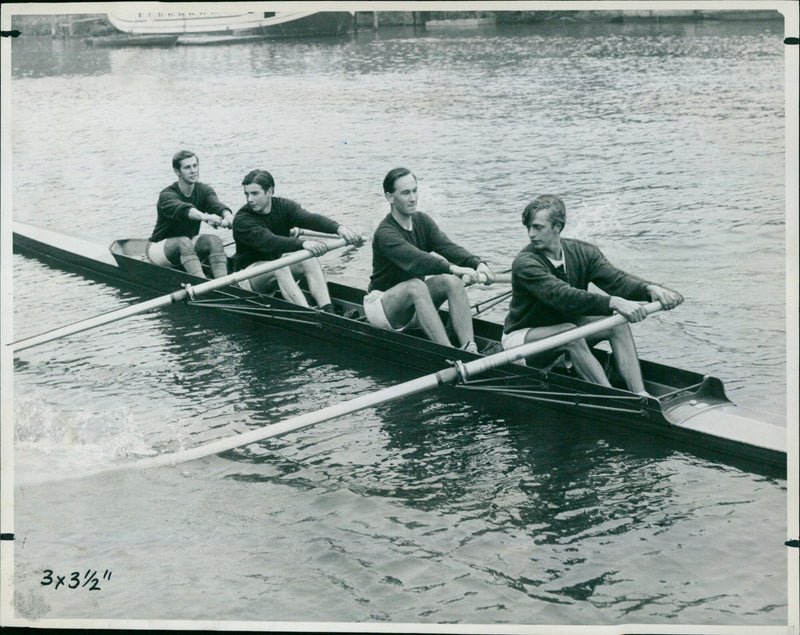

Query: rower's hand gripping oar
<box><xmin>10</xmin><ymin>238</ymin><xmax>353</xmax><ymax>352</ymax></box>
<box><xmin>131</xmin><ymin>301</ymin><xmax>666</xmax><ymax>469</ymax></box>
<box><xmin>291</xmin><ymin>228</ymin><xmax>371</xmax><ymax>243</ymax></box>
<box><xmin>290</xmin><ymin>230</ymin><xmax>509</xmax><ymax>285</ymax></box>
<box><xmin>462</xmin><ymin>271</ymin><xmax>513</xmax><ymax>286</ymax></box>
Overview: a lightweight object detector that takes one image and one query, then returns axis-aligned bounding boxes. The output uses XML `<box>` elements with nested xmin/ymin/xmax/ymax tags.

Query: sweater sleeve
<box><xmin>423</xmin><ymin>215</ymin><xmax>482</xmax><ymax>269</ymax></box>
<box><xmin>287</xmin><ymin>201</ymin><xmax>341</xmax><ymax>235</ymax></box>
<box><xmin>514</xmin><ymin>251</ymin><xmax>612</xmax><ymax>316</ymax></box>
<box><xmin>233</xmin><ymin>209</ymin><xmax>305</xmax><ymax>257</ymax></box>
<box><xmin>196</xmin><ymin>183</ymin><xmax>231</xmax><ymax>217</ymax></box>
<box><xmin>586</xmin><ymin>247</ymin><xmax>650</xmax><ymax>301</ymax></box>
<box><xmin>156</xmin><ymin>186</ymin><xmax>192</xmax><ymax>221</ymax></box>
<box><xmin>374</xmin><ymin>224</ymin><xmax>452</xmax><ymax>277</ymax></box>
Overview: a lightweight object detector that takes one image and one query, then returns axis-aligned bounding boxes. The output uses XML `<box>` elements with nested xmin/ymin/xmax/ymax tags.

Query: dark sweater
<box><xmin>232</xmin><ymin>196</ymin><xmax>340</xmax><ymax>269</ymax></box>
<box><xmin>150</xmin><ymin>182</ymin><xmax>230</xmax><ymax>242</ymax></box>
<box><xmin>504</xmin><ymin>238</ymin><xmax>651</xmax><ymax>333</ymax></box>
<box><xmin>368</xmin><ymin>212</ymin><xmax>482</xmax><ymax>292</ymax></box>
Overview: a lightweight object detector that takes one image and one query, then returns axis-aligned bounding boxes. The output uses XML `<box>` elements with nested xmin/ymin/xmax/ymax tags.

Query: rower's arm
<box><xmin>336</xmin><ymin>225</ymin><xmax>363</xmax><ymax>246</ymax></box>
<box><xmin>195</xmin><ymin>183</ymin><xmax>232</xmax><ymax>220</ymax></box>
<box><xmin>584</xmin><ymin>246</ymin><xmax>650</xmax><ymax>301</ymax></box>
<box><xmin>646</xmin><ymin>284</ymin><xmax>684</xmax><ymax>310</ymax></box>
<box><xmin>422</xmin><ymin>214</ymin><xmax>482</xmax><ymax>270</ymax></box>
<box><xmin>233</xmin><ymin>212</ymin><xmax>304</xmax><ymax>257</ymax></box>
<box><xmin>185</xmin><ymin>207</ymin><xmax>223</xmax><ymax>227</ymax></box>
<box><xmin>609</xmin><ymin>296</ymin><xmax>648</xmax><ymax>323</ymax></box>
<box><xmin>287</xmin><ymin>201</ymin><xmax>340</xmax><ymax>236</ymax></box>
<box><xmin>376</xmin><ymin>227</ymin><xmax>451</xmax><ymax>277</ymax></box>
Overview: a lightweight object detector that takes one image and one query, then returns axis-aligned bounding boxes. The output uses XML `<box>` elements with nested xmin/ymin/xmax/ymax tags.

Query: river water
<box><xmin>4</xmin><ymin>13</ymin><xmax>793</xmax><ymax>631</ymax></box>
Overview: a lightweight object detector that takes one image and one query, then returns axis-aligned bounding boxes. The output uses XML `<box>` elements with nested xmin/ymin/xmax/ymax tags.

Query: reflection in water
<box><xmin>11</xmin><ymin>18</ymin><xmax>783</xmax><ymax>80</ymax></box>
<box><xmin>11</xmin><ymin>35</ymin><xmax>111</xmax><ymax>77</ymax></box>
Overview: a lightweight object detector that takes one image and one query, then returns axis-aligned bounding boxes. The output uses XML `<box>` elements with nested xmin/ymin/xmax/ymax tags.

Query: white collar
<box><xmin>546</xmin><ymin>251</ymin><xmax>565</xmax><ymax>270</ymax></box>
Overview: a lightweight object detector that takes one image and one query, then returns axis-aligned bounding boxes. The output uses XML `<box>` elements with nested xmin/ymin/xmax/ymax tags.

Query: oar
<box><xmin>11</xmin><ymin>238</ymin><xmax>350</xmax><ymax>352</ymax></box>
<box><xmin>463</xmin><ymin>272</ymin><xmax>512</xmax><ymax>285</ymax></box>
<box><xmin>291</xmin><ymin>228</ymin><xmax>373</xmax><ymax>241</ymax></box>
<box><xmin>227</xmin><ymin>227</ymin><xmax>356</xmax><ymax>248</ymax></box>
<box><xmin>130</xmin><ymin>301</ymin><xmax>665</xmax><ymax>469</ymax></box>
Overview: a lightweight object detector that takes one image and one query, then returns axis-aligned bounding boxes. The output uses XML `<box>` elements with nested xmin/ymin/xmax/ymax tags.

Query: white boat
<box><xmin>105</xmin><ymin>8</ymin><xmax>353</xmax><ymax>39</ymax></box>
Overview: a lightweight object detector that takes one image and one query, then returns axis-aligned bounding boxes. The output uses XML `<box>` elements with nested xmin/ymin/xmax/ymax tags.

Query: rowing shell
<box><xmin>10</xmin><ymin>221</ymin><xmax>787</xmax><ymax>471</ymax></box>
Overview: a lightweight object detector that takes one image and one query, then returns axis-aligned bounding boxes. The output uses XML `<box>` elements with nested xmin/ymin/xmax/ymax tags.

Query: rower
<box><xmin>364</xmin><ymin>167</ymin><xmax>495</xmax><ymax>353</ymax></box>
<box><xmin>147</xmin><ymin>150</ymin><xmax>233</xmax><ymax>279</ymax></box>
<box><xmin>232</xmin><ymin>169</ymin><xmax>362</xmax><ymax>311</ymax></box>
<box><xmin>502</xmin><ymin>195</ymin><xmax>683</xmax><ymax>394</ymax></box>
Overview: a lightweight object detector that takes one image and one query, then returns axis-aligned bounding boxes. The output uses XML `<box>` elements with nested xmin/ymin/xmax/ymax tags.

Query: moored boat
<box><xmin>105</xmin><ymin>9</ymin><xmax>353</xmax><ymax>40</ymax></box>
<box><xmin>11</xmin><ymin>221</ymin><xmax>787</xmax><ymax>471</ymax></box>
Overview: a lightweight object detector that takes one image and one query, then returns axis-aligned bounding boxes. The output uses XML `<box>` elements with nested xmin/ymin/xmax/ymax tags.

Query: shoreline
<box><xmin>10</xmin><ymin>9</ymin><xmax>784</xmax><ymax>38</ymax></box>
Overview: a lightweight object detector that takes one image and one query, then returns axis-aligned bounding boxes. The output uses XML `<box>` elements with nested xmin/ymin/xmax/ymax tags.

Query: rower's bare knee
<box><xmin>173</xmin><ymin>237</ymin><xmax>194</xmax><ymax>254</ymax></box>
<box><xmin>301</xmin><ymin>258</ymin><xmax>324</xmax><ymax>275</ymax></box>
<box><xmin>273</xmin><ymin>267</ymin><xmax>295</xmax><ymax>284</ymax></box>
<box><xmin>196</xmin><ymin>234</ymin><xmax>224</xmax><ymax>254</ymax></box>
<box><xmin>441</xmin><ymin>273</ymin><xmax>463</xmax><ymax>290</ymax></box>
<box><xmin>405</xmin><ymin>278</ymin><xmax>431</xmax><ymax>302</ymax></box>
<box><xmin>563</xmin><ymin>333</ymin><xmax>591</xmax><ymax>356</ymax></box>
<box><xmin>609</xmin><ymin>322</ymin><xmax>634</xmax><ymax>343</ymax></box>
<box><xmin>164</xmin><ymin>236</ymin><xmax>195</xmax><ymax>263</ymax></box>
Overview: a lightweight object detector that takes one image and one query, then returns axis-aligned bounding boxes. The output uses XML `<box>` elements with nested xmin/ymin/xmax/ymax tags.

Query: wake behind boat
<box><xmin>11</xmin><ymin>221</ymin><xmax>787</xmax><ymax>471</ymax></box>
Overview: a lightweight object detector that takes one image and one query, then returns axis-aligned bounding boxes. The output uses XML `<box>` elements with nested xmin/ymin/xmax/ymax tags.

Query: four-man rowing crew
<box><xmin>9</xmin><ymin>150</ymin><xmax>787</xmax><ymax>470</ymax></box>
<box><xmin>145</xmin><ymin>151</ymin><xmax>683</xmax><ymax>392</ymax></box>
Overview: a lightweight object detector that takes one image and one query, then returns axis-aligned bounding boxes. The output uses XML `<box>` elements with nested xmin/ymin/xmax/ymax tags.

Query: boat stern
<box><xmin>663</xmin><ymin>393</ymin><xmax>787</xmax><ymax>468</ymax></box>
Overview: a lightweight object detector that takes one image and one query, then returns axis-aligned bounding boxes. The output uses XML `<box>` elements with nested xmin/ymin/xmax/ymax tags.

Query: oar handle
<box><xmin>291</xmin><ymin>228</ymin><xmax>370</xmax><ymax>241</ymax></box>
<box><xmin>290</xmin><ymin>228</ymin><xmax>338</xmax><ymax>239</ymax></box>
<box><xmin>461</xmin><ymin>272</ymin><xmax>513</xmax><ymax>286</ymax></box>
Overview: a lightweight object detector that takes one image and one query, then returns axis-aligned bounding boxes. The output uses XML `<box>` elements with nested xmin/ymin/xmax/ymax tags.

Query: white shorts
<box><xmin>146</xmin><ymin>236</ymin><xmax>200</xmax><ymax>267</ymax></box>
<box><xmin>237</xmin><ymin>261</ymin><xmax>278</xmax><ymax>292</ymax></box>
<box><xmin>501</xmin><ymin>328</ymin><xmax>530</xmax><ymax>350</ymax></box>
<box><xmin>238</xmin><ymin>274</ymin><xmax>257</xmax><ymax>292</ymax></box>
<box><xmin>363</xmin><ymin>290</ymin><xmax>418</xmax><ymax>332</ymax></box>
<box><xmin>501</xmin><ymin>328</ymin><xmax>571</xmax><ymax>369</ymax></box>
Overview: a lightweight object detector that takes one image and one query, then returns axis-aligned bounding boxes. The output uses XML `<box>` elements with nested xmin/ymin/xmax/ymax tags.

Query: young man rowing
<box><xmin>364</xmin><ymin>167</ymin><xmax>495</xmax><ymax>353</ymax></box>
<box><xmin>503</xmin><ymin>195</ymin><xmax>683</xmax><ymax>394</ymax></box>
<box><xmin>232</xmin><ymin>169</ymin><xmax>361</xmax><ymax>310</ymax></box>
<box><xmin>148</xmin><ymin>150</ymin><xmax>233</xmax><ymax>279</ymax></box>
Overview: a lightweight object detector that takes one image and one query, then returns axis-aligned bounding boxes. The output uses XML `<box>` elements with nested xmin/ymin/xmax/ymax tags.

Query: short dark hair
<box><xmin>241</xmin><ymin>169</ymin><xmax>275</xmax><ymax>192</ymax></box>
<box><xmin>522</xmin><ymin>195</ymin><xmax>566</xmax><ymax>232</ymax></box>
<box><xmin>172</xmin><ymin>150</ymin><xmax>197</xmax><ymax>171</ymax></box>
<box><xmin>383</xmin><ymin>167</ymin><xmax>415</xmax><ymax>194</ymax></box>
